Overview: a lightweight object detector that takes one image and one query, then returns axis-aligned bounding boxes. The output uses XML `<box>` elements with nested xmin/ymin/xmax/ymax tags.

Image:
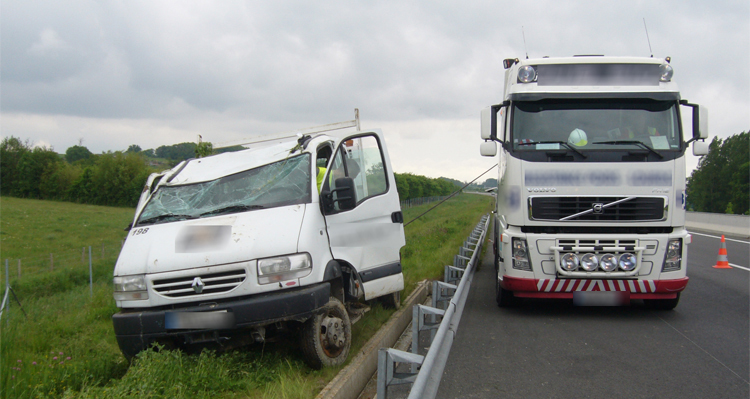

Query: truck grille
<box><xmin>529</xmin><ymin>196</ymin><xmax>665</xmax><ymax>221</ymax></box>
<box><xmin>152</xmin><ymin>269</ymin><xmax>247</xmax><ymax>298</ymax></box>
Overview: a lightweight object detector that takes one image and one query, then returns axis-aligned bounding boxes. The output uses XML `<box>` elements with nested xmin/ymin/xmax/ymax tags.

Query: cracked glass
<box><xmin>137</xmin><ymin>154</ymin><xmax>311</xmax><ymax>226</ymax></box>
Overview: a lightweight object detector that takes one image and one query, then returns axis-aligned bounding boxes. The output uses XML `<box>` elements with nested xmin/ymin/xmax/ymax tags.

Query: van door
<box><xmin>321</xmin><ymin>130</ymin><xmax>405</xmax><ymax>300</ymax></box>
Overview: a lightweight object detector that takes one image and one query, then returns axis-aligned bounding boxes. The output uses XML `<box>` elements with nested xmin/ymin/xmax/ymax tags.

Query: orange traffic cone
<box><xmin>713</xmin><ymin>235</ymin><xmax>731</xmax><ymax>269</ymax></box>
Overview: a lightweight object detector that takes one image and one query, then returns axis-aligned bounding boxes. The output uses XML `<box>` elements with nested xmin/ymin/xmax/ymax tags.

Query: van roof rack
<box><xmin>213</xmin><ymin>109</ymin><xmax>361</xmax><ymax>149</ymax></box>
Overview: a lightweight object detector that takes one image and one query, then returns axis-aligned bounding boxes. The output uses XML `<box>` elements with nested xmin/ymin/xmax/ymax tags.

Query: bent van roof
<box><xmin>165</xmin><ymin>137</ymin><xmax>315</xmax><ymax>186</ymax></box>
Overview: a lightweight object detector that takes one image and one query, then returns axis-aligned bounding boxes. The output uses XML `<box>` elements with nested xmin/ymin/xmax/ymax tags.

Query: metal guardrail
<box><xmin>377</xmin><ymin>214</ymin><xmax>490</xmax><ymax>398</ymax></box>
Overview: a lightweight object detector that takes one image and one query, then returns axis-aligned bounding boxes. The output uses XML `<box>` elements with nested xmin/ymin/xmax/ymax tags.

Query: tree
<box><xmin>0</xmin><ymin>136</ymin><xmax>32</xmax><ymax>195</ymax></box>
<box><xmin>687</xmin><ymin>132</ymin><xmax>749</xmax><ymax>214</ymax></box>
<box><xmin>126</xmin><ymin>144</ymin><xmax>142</xmax><ymax>153</ymax></box>
<box><xmin>65</xmin><ymin>145</ymin><xmax>93</xmax><ymax>163</ymax></box>
<box><xmin>195</xmin><ymin>141</ymin><xmax>213</xmax><ymax>158</ymax></box>
<box><xmin>14</xmin><ymin>146</ymin><xmax>60</xmax><ymax>198</ymax></box>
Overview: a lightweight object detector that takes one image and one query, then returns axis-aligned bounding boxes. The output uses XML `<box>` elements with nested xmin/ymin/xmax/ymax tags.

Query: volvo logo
<box><xmin>192</xmin><ymin>277</ymin><xmax>205</xmax><ymax>294</ymax></box>
<box><xmin>592</xmin><ymin>203</ymin><xmax>604</xmax><ymax>214</ymax></box>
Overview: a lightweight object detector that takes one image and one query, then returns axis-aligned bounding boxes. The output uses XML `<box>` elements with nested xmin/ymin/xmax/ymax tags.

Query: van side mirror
<box><xmin>321</xmin><ymin>177</ymin><xmax>356</xmax><ymax>213</ymax></box>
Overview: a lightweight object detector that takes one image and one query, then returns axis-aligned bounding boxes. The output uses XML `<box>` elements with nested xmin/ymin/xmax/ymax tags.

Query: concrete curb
<box><xmin>315</xmin><ymin>281</ymin><xmax>429</xmax><ymax>399</ymax></box>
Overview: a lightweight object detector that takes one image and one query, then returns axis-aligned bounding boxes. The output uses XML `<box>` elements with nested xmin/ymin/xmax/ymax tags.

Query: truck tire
<box><xmin>496</xmin><ymin>278</ymin><xmax>517</xmax><ymax>307</ymax></box>
<box><xmin>300</xmin><ymin>297</ymin><xmax>351</xmax><ymax>369</ymax></box>
<box><xmin>644</xmin><ymin>293</ymin><xmax>680</xmax><ymax>310</ymax></box>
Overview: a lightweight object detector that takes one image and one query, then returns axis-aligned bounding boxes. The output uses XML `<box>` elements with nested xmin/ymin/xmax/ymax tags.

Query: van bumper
<box><xmin>112</xmin><ymin>282</ymin><xmax>330</xmax><ymax>358</ymax></box>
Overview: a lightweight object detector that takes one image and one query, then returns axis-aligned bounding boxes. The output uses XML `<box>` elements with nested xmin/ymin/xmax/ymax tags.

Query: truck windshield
<box><xmin>137</xmin><ymin>154</ymin><xmax>311</xmax><ymax>226</ymax></box>
<box><xmin>512</xmin><ymin>99</ymin><xmax>681</xmax><ymax>153</ymax></box>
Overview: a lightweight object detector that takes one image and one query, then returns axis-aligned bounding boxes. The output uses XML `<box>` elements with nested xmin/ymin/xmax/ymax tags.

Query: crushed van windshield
<box><xmin>137</xmin><ymin>154</ymin><xmax>311</xmax><ymax>226</ymax></box>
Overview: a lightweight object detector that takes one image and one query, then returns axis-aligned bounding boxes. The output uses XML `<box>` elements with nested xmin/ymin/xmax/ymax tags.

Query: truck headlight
<box><xmin>618</xmin><ymin>253</ymin><xmax>637</xmax><ymax>271</ymax></box>
<box><xmin>113</xmin><ymin>275</ymin><xmax>149</xmax><ymax>301</ymax></box>
<box><xmin>511</xmin><ymin>238</ymin><xmax>532</xmax><ymax>271</ymax></box>
<box><xmin>560</xmin><ymin>253</ymin><xmax>579</xmax><ymax>271</ymax></box>
<box><xmin>518</xmin><ymin>65</ymin><xmax>537</xmax><ymax>83</ymax></box>
<box><xmin>257</xmin><ymin>253</ymin><xmax>312</xmax><ymax>284</ymax></box>
<box><xmin>662</xmin><ymin>239</ymin><xmax>682</xmax><ymax>271</ymax></box>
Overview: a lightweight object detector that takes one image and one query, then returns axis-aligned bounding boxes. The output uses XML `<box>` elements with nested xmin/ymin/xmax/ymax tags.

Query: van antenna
<box><xmin>643</xmin><ymin>18</ymin><xmax>653</xmax><ymax>57</ymax></box>
<box><xmin>522</xmin><ymin>26</ymin><xmax>529</xmax><ymax>59</ymax></box>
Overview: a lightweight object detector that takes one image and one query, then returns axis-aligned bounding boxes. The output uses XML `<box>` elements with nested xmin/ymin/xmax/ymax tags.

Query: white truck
<box><xmin>112</xmin><ymin>113</ymin><xmax>405</xmax><ymax>368</ymax></box>
<box><xmin>480</xmin><ymin>56</ymin><xmax>709</xmax><ymax>310</ymax></box>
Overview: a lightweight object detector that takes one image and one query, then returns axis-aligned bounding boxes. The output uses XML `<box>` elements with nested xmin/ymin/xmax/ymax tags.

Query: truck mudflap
<box><xmin>113</xmin><ymin>282</ymin><xmax>330</xmax><ymax>358</ymax></box>
<box><xmin>500</xmin><ymin>276</ymin><xmax>688</xmax><ymax>299</ymax></box>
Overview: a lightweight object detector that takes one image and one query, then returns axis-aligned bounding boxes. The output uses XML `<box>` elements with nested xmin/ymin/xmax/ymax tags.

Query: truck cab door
<box><xmin>321</xmin><ymin>130</ymin><xmax>405</xmax><ymax>300</ymax></box>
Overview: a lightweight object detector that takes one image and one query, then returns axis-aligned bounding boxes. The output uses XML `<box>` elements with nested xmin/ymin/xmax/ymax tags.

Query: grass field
<box><xmin>0</xmin><ymin>194</ymin><xmax>493</xmax><ymax>398</ymax></box>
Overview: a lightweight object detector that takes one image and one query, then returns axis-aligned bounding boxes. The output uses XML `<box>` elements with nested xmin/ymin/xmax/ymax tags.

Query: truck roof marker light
<box><xmin>517</xmin><ymin>65</ymin><xmax>537</xmax><ymax>83</ymax></box>
<box><xmin>659</xmin><ymin>64</ymin><xmax>673</xmax><ymax>82</ymax></box>
<box><xmin>665</xmin><ymin>56</ymin><xmax>671</xmax><ymax>63</ymax></box>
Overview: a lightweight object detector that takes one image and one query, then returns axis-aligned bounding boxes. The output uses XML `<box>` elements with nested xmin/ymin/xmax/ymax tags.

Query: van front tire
<box><xmin>300</xmin><ymin>297</ymin><xmax>351</xmax><ymax>369</ymax></box>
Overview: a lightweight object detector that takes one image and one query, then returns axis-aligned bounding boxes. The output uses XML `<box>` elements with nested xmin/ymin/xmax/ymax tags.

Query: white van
<box><xmin>112</xmin><ymin>117</ymin><xmax>405</xmax><ymax>368</ymax></box>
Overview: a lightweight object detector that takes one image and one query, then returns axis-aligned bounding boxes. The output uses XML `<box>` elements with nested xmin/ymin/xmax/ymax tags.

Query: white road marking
<box><xmin>689</xmin><ymin>231</ymin><xmax>749</xmax><ymax>244</ymax></box>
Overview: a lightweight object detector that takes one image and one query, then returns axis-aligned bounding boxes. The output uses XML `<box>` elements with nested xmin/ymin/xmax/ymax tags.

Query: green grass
<box><xmin>0</xmin><ymin>194</ymin><xmax>492</xmax><ymax>398</ymax></box>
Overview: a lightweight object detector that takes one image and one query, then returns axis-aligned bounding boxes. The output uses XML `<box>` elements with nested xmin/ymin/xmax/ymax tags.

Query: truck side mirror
<box><xmin>480</xmin><ymin>102</ymin><xmax>509</xmax><ymax>142</ymax></box>
<box><xmin>692</xmin><ymin>140</ymin><xmax>709</xmax><ymax>156</ymax></box>
<box><xmin>697</xmin><ymin>106</ymin><xmax>709</xmax><ymax>139</ymax></box>
<box><xmin>480</xmin><ymin>141</ymin><xmax>497</xmax><ymax>157</ymax></box>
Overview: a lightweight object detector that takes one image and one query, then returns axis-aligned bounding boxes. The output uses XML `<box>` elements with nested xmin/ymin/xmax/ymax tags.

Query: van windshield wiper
<box><xmin>518</xmin><ymin>141</ymin><xmax>588</xmax><ymax>159</ymax></box>
<box><xmin>137</xmin><ymin>213</ymin><xmax>198</xmax><ymax>226</ymax></box>
<box><xmin>200</xmin><ymin>204</ymin><xmax>265</xmax><ymax>217</ymax></box>
<box><xmin>592</xmin><ymin>140</ymin><xmax>663</xmax><ymax>159</ymax></box>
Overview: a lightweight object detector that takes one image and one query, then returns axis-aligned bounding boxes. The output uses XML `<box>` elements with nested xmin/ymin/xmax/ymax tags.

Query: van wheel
<box><xmin>644</xmin><ymin>293</ymin><xmax>680</xmax><ymax>310</ymax></box>
<box><xmin>496</xmin><ymin>279</ymin><xmax>517</xmax><ymax>308</ymax></box>
<box><xmin>378</xmin><ymin>291</ymin><xmax>401</xmax><ymax>310</ymax></box>
<box><xmin>300</xmin><ymin>297</ymin><xmax>351</xmax><ymax>369</ymax></box>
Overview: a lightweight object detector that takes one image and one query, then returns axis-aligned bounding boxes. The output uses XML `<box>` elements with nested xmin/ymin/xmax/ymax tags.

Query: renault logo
<box><xmin>192</xmin><ymin>277</ymin><xmax>205</xmax><ymax>294</ymax></box>
<box><xmin>592</xmin><ymin>203</ymin><xmax>604</xmax><ymax>214</ymax></box>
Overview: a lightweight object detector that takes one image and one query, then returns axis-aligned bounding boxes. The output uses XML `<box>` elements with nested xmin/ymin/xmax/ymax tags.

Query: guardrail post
<box><xmin>377</xmin><ymin>348</ymin><xmax>424</xmax><ymax>399</ymax></box>
<box><xmin>444</xmin><ymin>266</ymin><xmax>464</xmax><ymax>286</ymax></box>
<box><xmin>411</xmin><ymin>304</ymin><xmax>445</xmax><ymax>372</ymax></box>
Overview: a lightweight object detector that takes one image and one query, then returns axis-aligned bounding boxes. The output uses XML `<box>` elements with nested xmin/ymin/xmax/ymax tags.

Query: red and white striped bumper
<box><xmin>501</xmin><ymin>276</ymin><xmax>688</xmax><ymax>300</ymax></box>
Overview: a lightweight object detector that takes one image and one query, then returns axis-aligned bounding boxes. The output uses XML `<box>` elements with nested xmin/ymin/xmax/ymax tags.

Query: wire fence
<box><xmin>400</xmin><ymin>196</ymin><xmax>452</xmax><ymax>210</ymax></box>
<box><xmin>0</xmin><ymin>240</ymin><xmax>124</xmax><ymax>287</ymax></box>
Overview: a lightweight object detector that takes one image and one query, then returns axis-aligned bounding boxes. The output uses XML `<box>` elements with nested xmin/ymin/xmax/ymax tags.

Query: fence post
<box><xmin>17</xmin><ymin>259</ymin><xmax>21</xmax><ymax>278</ymax></box>
<box><xmin>101</xmin><ymin>242</ymin><xmax>105</xmax><ymax>259</ymax></box>
<box><xmin>89</xmin><ymin>246</ymin><xmax>93</xmax><ymax>297</ymax></box>
<box><xmin>50</xmin><ymin>253</ymin><xmax>53</xmax><ymax>271</ymax></box>
<box><xmin>82</xmin><ymin>247</ymin><xmax>85</xmax><ymax>263</ymax></box>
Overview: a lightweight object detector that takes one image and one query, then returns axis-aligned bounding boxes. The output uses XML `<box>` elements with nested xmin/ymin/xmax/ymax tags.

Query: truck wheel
<box><xmin>300</xmin><ymin>297</ymin><xmax>351</xmax><ymax>369</ymax></box>
<box><xmin>644</xmin><ymin>293</ymin><xmax>680</xmax><ymax>310</ymax></box>
<box><xmin>495</xmin><ymin>278</ymin><xmax>517</xmax><ymax>307</ymax></box>
<box><xmin>378</xmin><ymin>291</ymin><xmax>401</xmax><ymax>310</ymax></box>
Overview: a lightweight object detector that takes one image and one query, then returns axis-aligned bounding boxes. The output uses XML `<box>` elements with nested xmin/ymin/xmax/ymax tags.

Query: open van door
<box><xmin>320</xmin><ymin>130</ymin><xmax>405</xmax><ymax>301</ymax></box>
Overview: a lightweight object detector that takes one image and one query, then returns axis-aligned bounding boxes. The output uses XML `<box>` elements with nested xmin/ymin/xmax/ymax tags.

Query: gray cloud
<box><xmin>1</xmin><ymin>0</ymin><xmax>747</xmax><ymax>180</ymax></box>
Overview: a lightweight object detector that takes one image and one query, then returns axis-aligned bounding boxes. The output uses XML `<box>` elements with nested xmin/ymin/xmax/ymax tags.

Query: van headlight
<box><xmin>113</xmin><ymin>275</ymin><xmax>149</xmax><ymax>301</ymax></box>
<box><xmin>257</xmin><ymin>253</ymin><xmax>312</xmax><ymax>284</ymax></box>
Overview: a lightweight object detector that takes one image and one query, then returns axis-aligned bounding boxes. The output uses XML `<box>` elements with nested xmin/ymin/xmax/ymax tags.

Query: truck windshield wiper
<box><xmin>592</xmin><ymin>140</ymin><xmax>663</xmax><ymax>159</ymax></box>
<box><xmin>137</xmin><ymin>213</ymin><xmax>198</xmax><ymax>226</ymax></box>
<box><xmin>200</xmin><ymin>204</ymin><xmax>265</xmax><ymax>217</ymax></box>
<box><xmin>517</xmin><ymin>141</ymin><xmax>588</xmax><ymax>159</ymax></box>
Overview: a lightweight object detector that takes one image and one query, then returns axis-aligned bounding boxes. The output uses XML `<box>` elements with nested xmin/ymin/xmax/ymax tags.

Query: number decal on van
<box><xmin>132</xmin><ymin>228</ymin><xmax>149</xmax><ymax>236</ymax></box>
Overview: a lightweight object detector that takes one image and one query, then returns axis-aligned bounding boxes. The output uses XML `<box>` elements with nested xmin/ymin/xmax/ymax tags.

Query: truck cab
<box><xmin>112</xmin><ymin>115</ymin><xmax>405</xmax><ymax>368</ymax></box>
<box><xmin>481</xmin><ymin>56</ymin><xmax>709</xmax><ymax>310</ymax></box>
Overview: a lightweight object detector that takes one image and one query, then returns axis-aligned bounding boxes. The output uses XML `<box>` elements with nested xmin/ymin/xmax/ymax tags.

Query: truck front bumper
<box><xmin>500</xmin><ymin>276</ymin><xmax>688</xmax><ymax>299</ymax></box>
<box><xmin>112</xmin><ymin>282</ymin><xmax>330</xmax><ymax>358</ymax></box>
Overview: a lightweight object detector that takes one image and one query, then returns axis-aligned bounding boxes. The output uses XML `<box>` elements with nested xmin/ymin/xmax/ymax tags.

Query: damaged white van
<box><xmin>112</xmin><ymin>114</ymin><xmax>405</xmax><ymax>368</ymax></box>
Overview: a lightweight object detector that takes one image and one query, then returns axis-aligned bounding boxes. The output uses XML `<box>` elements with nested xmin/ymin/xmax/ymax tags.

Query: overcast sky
<box><xmin>2</xmin><ymin>0</ymin><xmax>748</xmax><ymax>182</ymax></box>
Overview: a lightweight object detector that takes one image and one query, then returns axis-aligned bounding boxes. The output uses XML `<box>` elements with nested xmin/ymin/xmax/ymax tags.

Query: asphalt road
<box><xmin>436</xmin><ymin>229</ymin><xmax>750</xmax><ymax>399</ymax></box>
